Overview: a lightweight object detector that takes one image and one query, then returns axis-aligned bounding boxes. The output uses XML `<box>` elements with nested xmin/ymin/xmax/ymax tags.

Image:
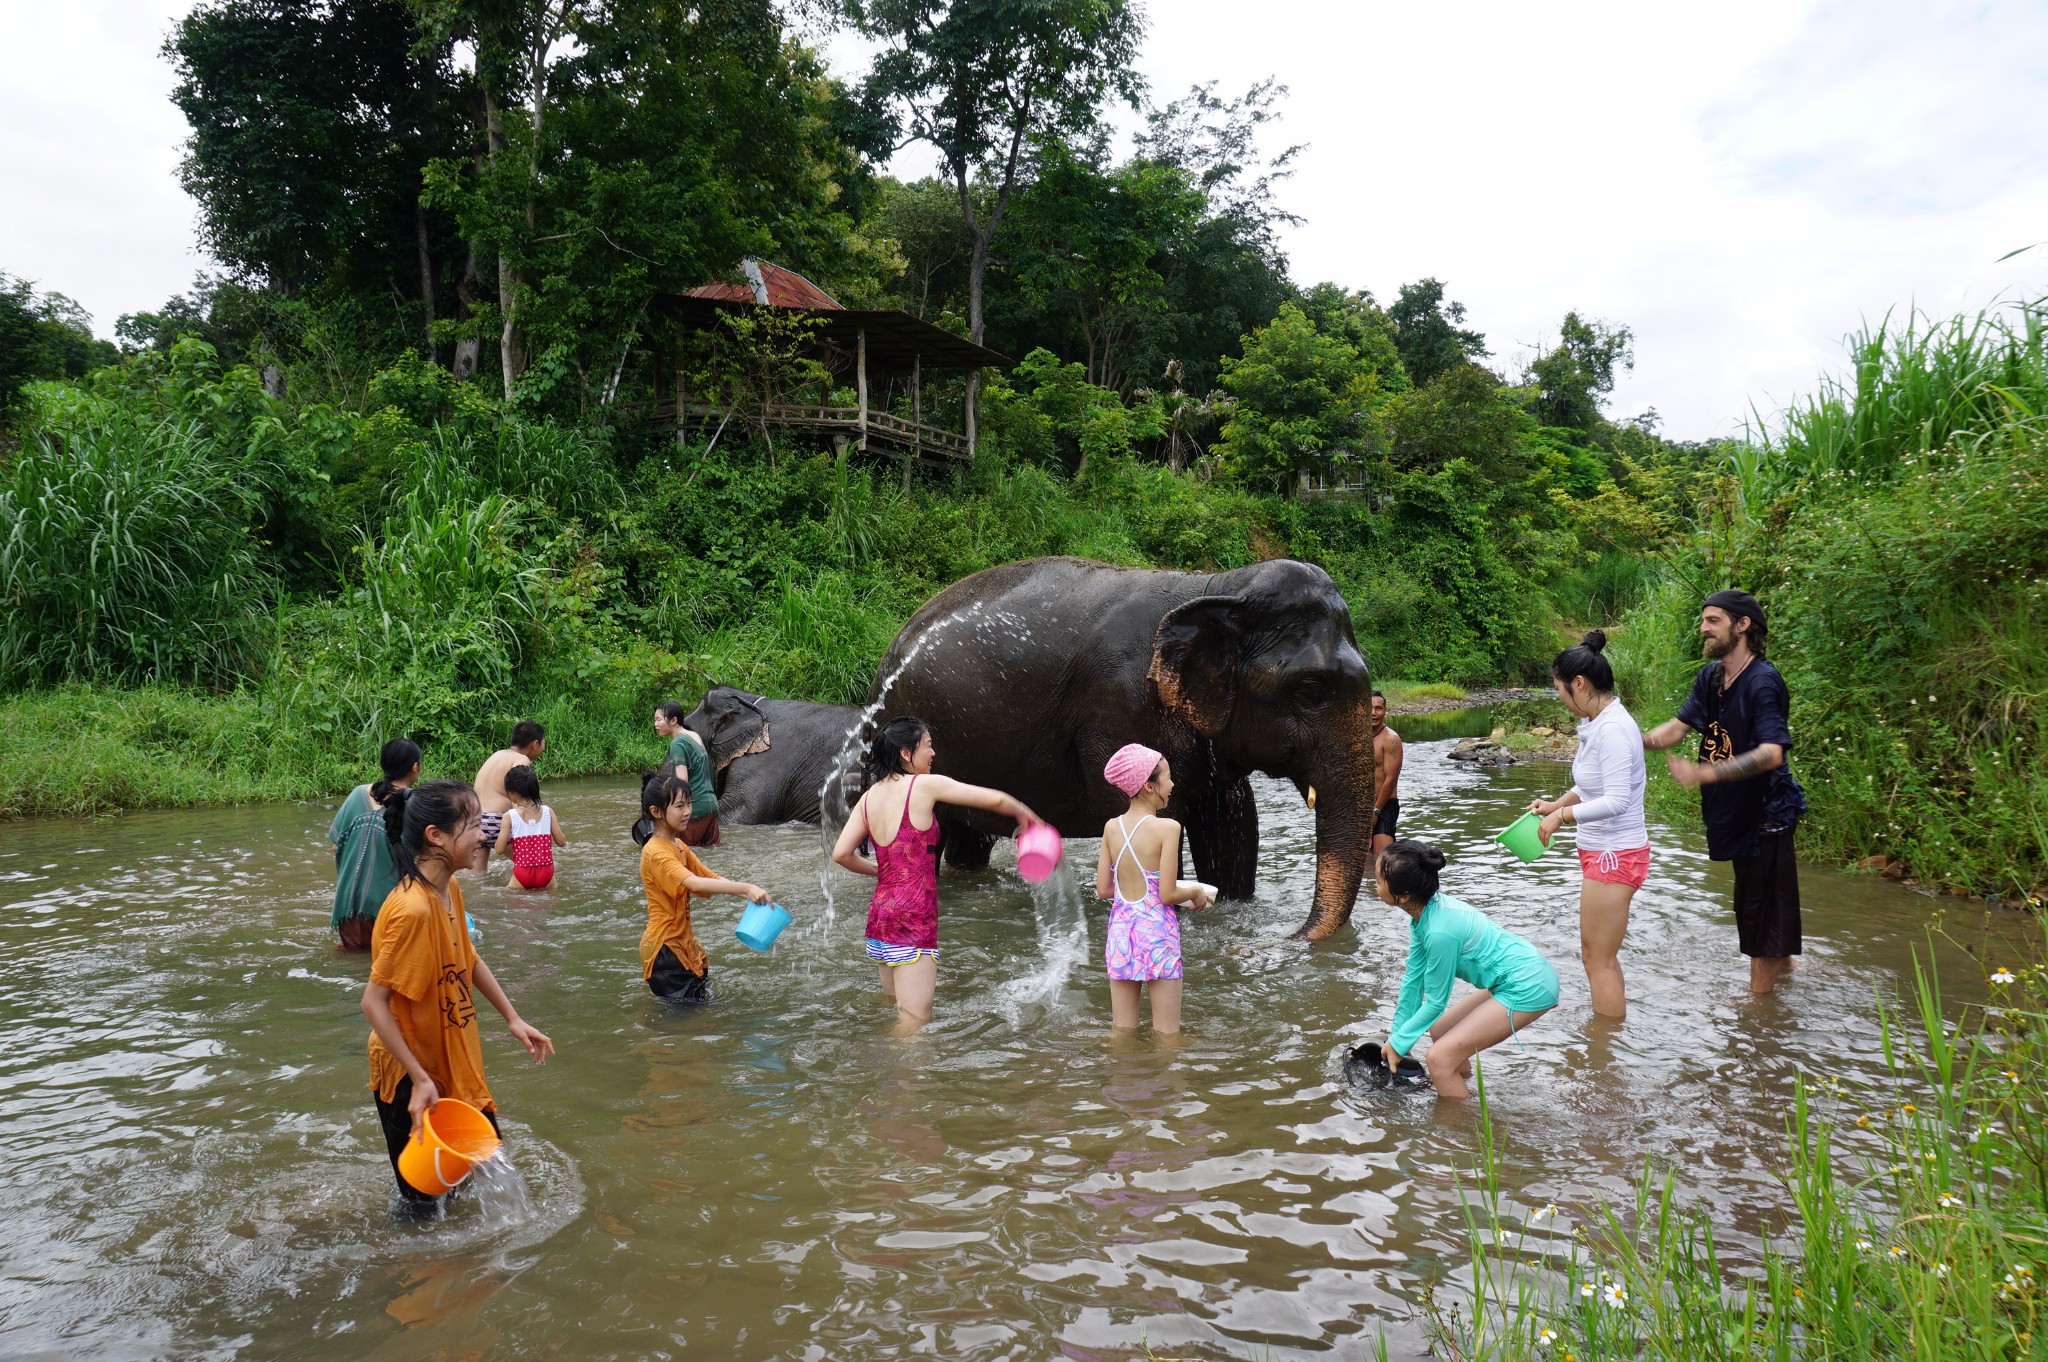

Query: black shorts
<box><xmin>375</xmin><ymin>1075</ymin><xmax>502</xmax><ymax>1206</ymax></box>
<box><xmin>649</xmin><ymin>945</ymin><xmax>712</xmax><ymax>1004</ymax></box>
<box><xmin>1731</xmin><ymin>827</ymin><xmax>1802</xmax><ymax>958</ymax></box>
<box><xmin>1372</xmin><ymin>798</ymin><xmax>1401</xmax><ymax>839</ymax></box>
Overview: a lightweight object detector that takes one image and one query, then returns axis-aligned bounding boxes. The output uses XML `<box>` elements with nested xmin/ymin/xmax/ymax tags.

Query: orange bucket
<box><xmin>396</xmin><ymin>1097</ymin><xmax>501</xmax><ymax>1195</ymax></box>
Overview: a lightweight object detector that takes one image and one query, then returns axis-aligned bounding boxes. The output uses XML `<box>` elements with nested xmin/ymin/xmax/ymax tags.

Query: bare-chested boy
<box><xmin>1370</xmin><ymin>691</ymin><xmax>1404</xmax><ymax>862</ymax></box>
<box><xmin>472</xmin><ymin>721</ymin><xmax>546</xmax><ymax>870</ymax></box>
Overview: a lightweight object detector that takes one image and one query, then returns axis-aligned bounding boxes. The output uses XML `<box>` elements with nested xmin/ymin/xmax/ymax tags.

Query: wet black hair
<box><xmin>510</xmin><ymin>720</ymin><xmax>546</xmax><ymax>749</ymax></box>
<box><xmin>371</xmin><ymin>738</ymin><xmax>420</xmax><ymax>803</ymax></box>
<box><xmin>504</xmin><ymin>764</ymin><xmax>540</xmax><ymax>805</ymax></box>
<box><xmin>382</xmin><ymin>779</ymin><xmax>479</xmax><ymax>887</ymax></box>
<box><xmin>1379</xmin><ymin>839</ymin><xmax>1447</xmax><ymax>905</ymax></box>
<box><xmin>1551</xmin><ymin>629</ymin><xmax>1614</xmax><ymax>694</ymax></box>
<box><xmin>655</xmin><ymin>699</ymin><xmax>687</xmax><ymax>723</ymax></box>
<box><xmin>863</xmin><ymin>716</ymin><xmax>931</xmax><ymax>789</ymax></box>
<box><xmin>1371</xmin><ymin>690</ymin><xmax>1387</xmax><ymax>703</ymax></box>
<box><xmin>642</xmin><ymin>770</ymin><xmax>691</xmax><ymax>818</ymax></box>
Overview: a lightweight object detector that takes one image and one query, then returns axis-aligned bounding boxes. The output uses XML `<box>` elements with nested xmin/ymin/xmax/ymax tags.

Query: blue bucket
<box><xmin>734</xmin><ymin>901</ymin><xmax>792</xmax><ymax>953</ymax></box>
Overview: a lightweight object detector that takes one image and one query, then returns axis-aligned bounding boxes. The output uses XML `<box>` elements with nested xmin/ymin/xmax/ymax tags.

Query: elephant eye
<box><xmin>1296</xmin><ymin>679</ymin><xmax>1329</xmax><ymax>706</ymax></box>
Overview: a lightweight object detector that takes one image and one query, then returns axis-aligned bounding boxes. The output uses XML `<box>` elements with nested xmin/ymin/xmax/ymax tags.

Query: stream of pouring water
<box><xmin>801</xmin><ymin>602</ymin><xmax>1092</xmax><ymax>1011</ymax></box>
<box><xmin>810</xmin><ymin>602</ymin><xmax>989</xmax><ymax>930</ymax></box>
<box><xmin>461</xmin><ymin>1151</ymin><xmax>535</xmax><ymax>1231</ymax></box>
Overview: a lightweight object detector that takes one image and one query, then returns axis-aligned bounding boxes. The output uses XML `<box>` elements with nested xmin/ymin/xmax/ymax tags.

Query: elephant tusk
<box><xmin>1306</xmin><ymin>785</ymin><xmax>1317</xmax><ymax>809</ymax></box>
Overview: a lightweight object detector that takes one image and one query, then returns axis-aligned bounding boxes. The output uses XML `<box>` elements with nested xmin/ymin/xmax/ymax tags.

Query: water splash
<box><xmin>811</xmin><ymin>600</ymin><xmax>990</xmax><ymax>928</ymax></box>
<box><xmin>461</xmin><ymin>1150</ymin><xmax>534</xmax><ymax>1231</ymax></box>
<box><xmin>997</xmin><ymin>856</ymin><xmax>1092</xmax><ymax>1024</ymax></box>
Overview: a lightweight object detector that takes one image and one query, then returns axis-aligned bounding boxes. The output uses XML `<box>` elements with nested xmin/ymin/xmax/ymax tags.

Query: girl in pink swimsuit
<box><xmin>830</xmin><ymin>716</ymin><xmax>1045</xmax><ymax>1032</ymax></box>
<box><xmin>1094</xmin><ymin>744</ymin><xmax>1214</xmax><ymax>1035</ymax></box>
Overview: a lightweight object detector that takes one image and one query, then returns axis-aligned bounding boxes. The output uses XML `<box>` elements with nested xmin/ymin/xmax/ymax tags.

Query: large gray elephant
<box><xmin>850</xmin><ymin>556</ymin><xmax>1375</xmax><ymax>941</ymax></box>
<box><xmin>685</xmin><ymin>686</ymin><xmax>862</xmax><ymax>825</ymax></box>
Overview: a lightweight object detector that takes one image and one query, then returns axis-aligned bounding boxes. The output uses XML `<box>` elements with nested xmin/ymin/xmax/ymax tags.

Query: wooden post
<box><xmin>856</xmin><ymin>326</ymin><xmax>868</xmax><ymax>450</ymax></box>
<box><xmin>674</xmin><ymin>360</ymin><xmax>686</xmax><ymax>448</ymax></box>
<box><xmin>911</xmin><ymin>353</ymin><xmax>922</xmax><ymax>464</ymax></box>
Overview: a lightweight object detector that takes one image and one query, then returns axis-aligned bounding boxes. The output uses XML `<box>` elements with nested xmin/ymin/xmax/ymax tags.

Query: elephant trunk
<box><xmin>1291</xmin><ymin>708</ymin><xmax>1377</xmax><ymax>942</ymax></box>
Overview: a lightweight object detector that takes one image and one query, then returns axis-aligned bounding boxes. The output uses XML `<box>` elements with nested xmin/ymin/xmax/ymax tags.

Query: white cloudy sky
<box><xmin>4</xmin><ymin>0</ymin><xmax>2045</xmax><ymax>439</ymax></box>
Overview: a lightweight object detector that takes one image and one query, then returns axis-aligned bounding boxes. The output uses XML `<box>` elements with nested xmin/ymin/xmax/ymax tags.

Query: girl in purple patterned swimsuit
<box><xmin>1093</xmin><ymin>744</ymin><xmax>1214</xmax><ymax>1035</ymax></box>
<box><xmin>831</xmin><ymin>716</ymin><xmax>1043</xmax><ymax>1033</ymax></box>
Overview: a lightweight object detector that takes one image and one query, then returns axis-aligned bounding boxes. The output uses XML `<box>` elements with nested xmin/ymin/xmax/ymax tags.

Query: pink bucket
<box><xmin>1016</xmin><ymin>823</ymin><xmax>1064</xmax><ymax>883</ymax></box>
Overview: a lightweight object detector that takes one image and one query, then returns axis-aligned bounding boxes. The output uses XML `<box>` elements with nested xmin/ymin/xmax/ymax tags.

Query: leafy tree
<box><xmin>871</xmin><ymin>178</ymin><xmax>973</xmax><ymax>320</ymax></box>
<box><xmin>0</xmin><ymin>275</ymin><xmax>119</xmax><ymax>420</ymax></box>
<box><xmin>1216</xmin><ymin>302</ymin><xmax>1385</xmax><ymax>493</ymax></box>
<box><xmin>1298</xmin><ymin>283</ymin><xmax>1409</xmax><ymax>394</ymax></box>
<box><xmin>1381</xmin><ymin>362</ymin><xmax>1532</xmax><ymax>480</ymax></box>
<box><xmin>852</xmin><ymin>0</ymin><xmax>1146</xmax><ymax>441</ymax></box>
<box><xmin>168</xmin><ymin>0</ymin><xmax>467</xmax><ymax>353</ymax></box>
<box><xmin>1388</xmin><ymin>278</ymin><xmax>1488</xmax><ymax>386</ymax></box>
<box><xmin>415</xmin><ymin>1</ymin><xmax>859</xmax><ymax>407</ymax></box>
<box><xmin>999</xmin><ymin>143</ymin><xmax>1205</xmax><ymax>390</ymax></box>
<box><xmin>1527</xmin><ymin>310</ymin><xmax>1634</xmax><ymax>432</ymax></box>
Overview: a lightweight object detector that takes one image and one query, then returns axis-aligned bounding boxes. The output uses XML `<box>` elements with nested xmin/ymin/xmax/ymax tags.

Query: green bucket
<box><xmin>1496</xmin><ymin>811</ymin><xmax>1548</xmax><ymax>864</ymax></box>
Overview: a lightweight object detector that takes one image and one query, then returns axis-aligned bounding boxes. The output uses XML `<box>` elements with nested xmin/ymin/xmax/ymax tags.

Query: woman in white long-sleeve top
<box><xmin>1528</xmin><ymin>631</ymin><xmax>1649</xmax><ymax>1018</ymax></box>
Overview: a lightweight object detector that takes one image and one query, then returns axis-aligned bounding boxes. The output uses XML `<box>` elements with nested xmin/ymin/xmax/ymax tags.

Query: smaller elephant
<box><xmin>685</xmin><ymin>686</ymin><xmax>863</xmax><ymax>825</ymax></box>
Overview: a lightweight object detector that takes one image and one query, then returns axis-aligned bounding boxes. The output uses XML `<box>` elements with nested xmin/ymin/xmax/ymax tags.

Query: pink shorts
<box><xmin>1579</xmin><ymin>845</ymin><xmax>1651</xmax><ymax>889</ymax></box>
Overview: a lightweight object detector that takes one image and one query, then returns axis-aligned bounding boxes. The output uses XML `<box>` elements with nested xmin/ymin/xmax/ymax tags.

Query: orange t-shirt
<box><xmin>640</xmin><ymin>837</ymin><xmax>714</xmax><ymax>978</ymax></box>
<box><xmin>366</xmin><ymin>876</ymin><xmax>493</xmax><ymax>1111</ymax></box>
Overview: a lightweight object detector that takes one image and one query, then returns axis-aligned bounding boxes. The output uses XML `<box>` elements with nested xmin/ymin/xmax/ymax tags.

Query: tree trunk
<box><xmin>482</xmin><ymin>81</ymin><xmax>523</xmax><ymax>393</ymax></box>
<box><xmin>453</xmin><ymin>236</ymin><xmax>482</xmax><ymax>379</ymax></box>
<box><xmin>413</xmin><ymin>192</ymin><xmax>437</xmax><ymax>356</ymax></box>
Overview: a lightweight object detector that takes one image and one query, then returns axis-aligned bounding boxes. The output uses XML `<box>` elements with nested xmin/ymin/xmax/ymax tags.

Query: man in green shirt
<box><xmin>653</xmin><ymin>700</ymin><xmax>721</xmax><ymax>845</ymax></box>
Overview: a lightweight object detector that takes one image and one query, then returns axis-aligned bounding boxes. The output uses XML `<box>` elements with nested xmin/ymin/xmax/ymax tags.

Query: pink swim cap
<box><xmin>1103</xmin><ymin>743</ymin><xmax>1163</xmax><ymax>797</ymax></box>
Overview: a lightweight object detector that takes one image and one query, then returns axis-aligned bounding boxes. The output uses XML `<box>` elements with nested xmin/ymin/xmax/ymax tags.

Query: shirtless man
<box><xmin>472</xmin><ymin>721</ymin><xmax>546</xmax><ymax>870</ymax></box>
<box><xmin>1370</xmin><ymin>691</ymin><xmax>1404</xmax><ymax>863</ymax></box>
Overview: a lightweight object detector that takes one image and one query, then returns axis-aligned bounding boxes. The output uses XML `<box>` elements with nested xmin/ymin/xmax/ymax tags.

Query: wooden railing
<box><xmin>651</xmin><ymin>401</ymin><xmax>970</xmax><ymax>461</ymax></box>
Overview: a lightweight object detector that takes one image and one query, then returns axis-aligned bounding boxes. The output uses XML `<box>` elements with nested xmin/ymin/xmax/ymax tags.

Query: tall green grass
<box><xmin>0</xmin><ymin>390</ymin><xmax>271</xmax><ymax>685</ymax></box>
<box><xmin>1430</xmin><ymin>926</ymin><xmax>2048</xmax><ymax>1361</ymax></box>
<box><xmin>1619</xmin><ymin>297</ymin><xmax>2048</xmax><ymax>902</ymax></box>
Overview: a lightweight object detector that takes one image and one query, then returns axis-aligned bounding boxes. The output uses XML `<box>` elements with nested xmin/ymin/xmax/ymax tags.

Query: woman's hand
<box><xmin>1011</xmin><ymin>799</ymin><xmax>1045</xmax><ymax>831</ymax></box>
<box><xmin>1529</xmin><ymin>797</ymin><xmax>1565</xmax><ymax>817</ymax></box>
<box><xmin>508</xmin><ymin>1018</ymin><xmax>555</xmax><ymax>1064</ymax></box>
<box><xmin>744</xmin><ymin>883</ymin><xmax>771</xmax><ymax>904</ymax></box>
<box><xmin>1537</xmin><ymin>810</ymin><xmax>1567</xmax><ymax>847</ymax></box>
<box><xmin>407</xmin><ymin>1074</ymin><xmax>441</xmax><ymax>1136</ymax></box>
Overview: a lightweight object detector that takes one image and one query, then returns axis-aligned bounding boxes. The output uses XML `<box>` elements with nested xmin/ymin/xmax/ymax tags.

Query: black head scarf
<box><xmin>1703</xmin><ymin>588</ymin><xmax>1767</xmax><ymax>639</ymax></box>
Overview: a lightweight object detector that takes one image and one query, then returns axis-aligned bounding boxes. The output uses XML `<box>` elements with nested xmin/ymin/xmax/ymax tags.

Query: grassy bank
<box><xmin>1428</xmin><ymin>923</ymin><xmax>2048</xmax><ymax>1360</ymax></box>
<box><xmin>1612</xmin><ymin>300</ymin><xmax>2048</xmax><ymax>905</ymax></box>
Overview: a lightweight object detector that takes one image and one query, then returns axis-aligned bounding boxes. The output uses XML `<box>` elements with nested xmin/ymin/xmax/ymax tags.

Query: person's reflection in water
<box><xmin>1078</xmin><ymin>1047</ymin><xmax>1211</xmax><ymax>1234</ymax></box>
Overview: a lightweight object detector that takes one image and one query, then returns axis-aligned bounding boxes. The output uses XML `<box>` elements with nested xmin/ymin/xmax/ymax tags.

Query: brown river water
<box><xmin>0</xmin><ymin>711</ymin><xmax>2023</xmax><ymax>1360</ymax></box>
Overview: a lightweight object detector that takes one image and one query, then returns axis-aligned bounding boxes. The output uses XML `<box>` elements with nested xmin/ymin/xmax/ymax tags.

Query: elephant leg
<box><xmin>943</xmin><ymin>825</ymin><xmax>995</xmax><ymax>870</ymax></box>
<box><xmin>1186</xmin><ymin>777</ymin><xmax>1258</xmax><ymax>899</ymax></box>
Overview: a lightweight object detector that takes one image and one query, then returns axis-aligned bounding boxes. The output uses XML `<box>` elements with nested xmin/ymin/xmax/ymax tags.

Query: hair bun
<box><xmin>1582</xmin><ymin>629</ymin><xmax>1607</xmax><ymax>653</ymax></box>
<box><xmin>1421</xmin><ymin>847</ymin><xmax>1447</xmax><ymax>870</ymax></box>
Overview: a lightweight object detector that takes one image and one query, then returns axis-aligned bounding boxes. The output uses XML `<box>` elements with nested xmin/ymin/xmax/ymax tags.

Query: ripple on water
<box><xmin>0</xmin><ymin>737</ymin><xmax>2026</xmax><ymax>1359</ymax></box>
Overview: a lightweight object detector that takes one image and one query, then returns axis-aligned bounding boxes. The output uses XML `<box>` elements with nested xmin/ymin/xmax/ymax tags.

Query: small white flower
<box><xmin>1888</xmin><ymin>1245</ymin><xmax>1907</xmax><ymax>1259</ymax></box>
<box><xmin>1992</xmin><ymin>969</ymin><xmax>2017</xmax><ymax>985</ymax></box>
<box><xmin>1934</xmin><ymin>1262</ymin><xmax>1951</xmax><ymax>1277</ymax></box>
<box><xmin>1530</xmin><ymin>1202</ymin><xmax>1559</xmax><ymax>1221</ymax></box>
<box><xmin>1939</xmin><ymin>1193</ymin><xmax>1963</xmax><ymax>1207</ymax></box>
<box><xmin>1602</xmin><ymin>1283</ymin><xmax>1627</xmax><ymax>1309</ymax></box>
<box><xmin>1580</xmin><ymin>1283</ymin><xmax>1596</xmax><ymax>1298</ymax></box>
<box><xmin>1856</xmin><ymin>1238</ymin><xmax>1874</xmax><ymax>1252</ymax></box>
<box><xmin>1537</xmin><ymin>1326</ymin><xmax>1559</xmax><ymax>1349</ymax></box>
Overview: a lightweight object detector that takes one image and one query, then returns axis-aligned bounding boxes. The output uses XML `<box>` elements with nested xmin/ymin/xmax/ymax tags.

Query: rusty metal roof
<box><xmin>660</xmin><ymin>258</ymin><xmax>1010</xmax><ymax>373</ymax></box>
<box><xmin>681</xmin><ymin>258</ymin><xmax>844</xmax><ymax>310</ymax></box>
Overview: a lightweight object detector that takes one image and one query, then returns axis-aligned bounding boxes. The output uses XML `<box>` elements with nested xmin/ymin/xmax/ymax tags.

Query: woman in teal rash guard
<box><xmin>1370</xmin><ymin>840</ymin><xmax>1559</xmax><ymax>1098</ymax></box>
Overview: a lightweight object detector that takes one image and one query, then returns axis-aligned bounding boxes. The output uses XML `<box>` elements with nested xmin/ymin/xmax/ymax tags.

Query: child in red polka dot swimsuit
<box><xmin>503</xmin><ymin>765</ymin><xmax>566</xmax><ymax>889</ymax></box>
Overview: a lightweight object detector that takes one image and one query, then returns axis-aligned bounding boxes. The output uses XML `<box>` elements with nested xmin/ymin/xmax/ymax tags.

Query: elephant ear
<box><xmin>1148</xmin><ymin>595</ymin><xmax>1243</xmax><ymax>736</ymax></box>
<box><xmin>699</xmin><ymin>693</ymin><xmax>770</xmax><ymax>772</ymax></box>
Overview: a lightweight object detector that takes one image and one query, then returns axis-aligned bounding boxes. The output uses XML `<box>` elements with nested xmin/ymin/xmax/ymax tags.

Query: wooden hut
<box><xmin>654</xmin><ymin>259</ymin><xmax>1009</xmax><ymax>465</ymax></box>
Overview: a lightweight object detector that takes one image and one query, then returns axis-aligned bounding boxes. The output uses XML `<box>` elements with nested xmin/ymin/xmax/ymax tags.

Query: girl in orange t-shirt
<box><xmin>637</xmin><ymin>772</ymin><xmax>776</xmax><ymax>1003</ymax></box>
<box><xmin>360</xmin><ymin>779</ymin><xmax>554</xmax><ymax>1209</ymax></box>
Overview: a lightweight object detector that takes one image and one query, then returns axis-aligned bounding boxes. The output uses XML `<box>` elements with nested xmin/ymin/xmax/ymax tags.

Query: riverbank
<box><xmin>0</xmin><ymin>675</ymin><xmax>1540</xmax><ymax>821</ymax></box>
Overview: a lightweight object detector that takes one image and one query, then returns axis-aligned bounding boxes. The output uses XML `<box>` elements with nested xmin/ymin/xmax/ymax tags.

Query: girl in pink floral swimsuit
<box><xmin>1094</xmin><ymin>744</ymin><xmax>1215</xmax><ymax>1035</ymax></box>
<box><xmin>831</xmin><ymin>716</ymin><xmax>1044</xmax><ymax>1032</ymax></box>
